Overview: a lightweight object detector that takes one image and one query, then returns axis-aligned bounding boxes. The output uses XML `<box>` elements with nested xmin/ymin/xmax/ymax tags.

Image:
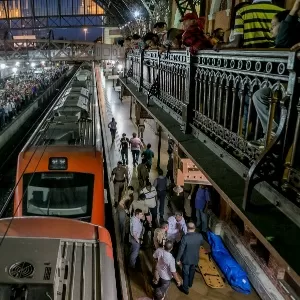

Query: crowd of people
<box><xmin>0</xmin><ymin>65</ymin><xmax>68</xmax><ymax>131</ymax></box>
<box><xmin>121</xmin><ymin>0</ymin><xmax>300</xmax><ymax>57</ymax></box>
<box><xmin>108</xmin><ymin>119</ymin><xmax>212</xmax><ymax>299</ymax></box>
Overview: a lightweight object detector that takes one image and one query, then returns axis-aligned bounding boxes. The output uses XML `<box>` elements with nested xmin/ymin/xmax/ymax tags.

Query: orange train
<box><xmin>0</xmin><ymin>217</ymin><xmax>117</xmax><ymax>299</ymax></box>
<box><xmin>13</xmin><ymin>62</ymin><xmax>105</xmax><ymax>226</ymax></box>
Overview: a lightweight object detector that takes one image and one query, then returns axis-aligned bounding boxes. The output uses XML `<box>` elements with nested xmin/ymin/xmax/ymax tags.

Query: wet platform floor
<box><xmin>100</xmin><ymin>74</ymin><xmax>260</xmax><ymax>300</ymax></box>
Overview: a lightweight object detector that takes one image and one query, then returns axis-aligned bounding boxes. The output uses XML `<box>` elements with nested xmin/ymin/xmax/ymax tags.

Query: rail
<box><xmin>125</xmin><ymin>48</ymin><xmax>300</xmax><ymax>212</ymax></box>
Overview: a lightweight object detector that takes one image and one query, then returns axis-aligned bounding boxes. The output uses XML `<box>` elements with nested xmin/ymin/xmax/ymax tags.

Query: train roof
<box><xmin>0</xmin><ymin>217</ymin><xmax>117</xmax><ymax>300</ymax></box>
<box><xmin>29</xmin><ymin>68</ymin><xmax>96</xmax><ymax>147</ymax></box>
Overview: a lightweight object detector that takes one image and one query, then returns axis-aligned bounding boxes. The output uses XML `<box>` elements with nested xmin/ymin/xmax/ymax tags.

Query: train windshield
<box><xmin>23</xmin><ymin>172</ymin><xmax>94</xmax><ymax>218</ymax></box>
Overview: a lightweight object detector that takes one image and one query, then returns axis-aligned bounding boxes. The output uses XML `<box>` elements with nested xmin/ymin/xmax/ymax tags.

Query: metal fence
<box><xmin>125</xmin><ymin>49</ymin><xmax>300</xmax><ymax>209</ymax></box>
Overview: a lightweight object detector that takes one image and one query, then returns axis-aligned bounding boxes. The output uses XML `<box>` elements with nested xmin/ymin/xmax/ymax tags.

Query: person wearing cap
<box><xmin>180</xmin><ymin>12</ymin><xmax>212</xmax><ymax>55</ymax></box>
<box><xmin>120</xmin><ymin>133</ymin><xmax>130</xmax><ymax>165</ymax></box>
<box><xmin>111</xmin><ymin>161</ymin><xmax>128</xmax><ymax>205</ymax></box>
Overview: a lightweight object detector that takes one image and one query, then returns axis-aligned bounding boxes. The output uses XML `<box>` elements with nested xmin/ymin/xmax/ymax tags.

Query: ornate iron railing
<box><xmin>125</xmin><ymin>49</ymin><xmax>300</xmax><ymax>209</ymax></box>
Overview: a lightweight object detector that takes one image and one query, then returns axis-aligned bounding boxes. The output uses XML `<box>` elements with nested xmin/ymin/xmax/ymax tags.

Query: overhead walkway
<box><xmin>0</xmin><ymin>40</ymin><xmax>125</xmax><ymax>63</ymax></box>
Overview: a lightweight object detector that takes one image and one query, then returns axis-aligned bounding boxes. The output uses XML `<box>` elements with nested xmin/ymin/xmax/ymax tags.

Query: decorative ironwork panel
<box><xmin>126</xmin><ymin>50</ymin><xmax>141</xmax><ymax>88</ymax></box>
<box><xmin>192</xmin><ymin>50</ymin><xmax>292</xmax><ymax>166</ymax></box>
<box><xmin>142</xmin><ymin>50</ymin><xmax>159</xmax><ymax>89</ymax></box>
<box><xmin>158</xmin><ymin>50</ymin><xmax>188</xmax><ymax>118</ymax></box>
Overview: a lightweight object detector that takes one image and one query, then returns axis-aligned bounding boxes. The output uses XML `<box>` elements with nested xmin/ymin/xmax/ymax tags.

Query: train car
<box><xmin>0</xmin><ymin>216</ymin><xmax>117</xmax><ymax>300</ymax></box>
<box><xmin>13</xmin><ymin>63</ymin><xmax>105</xmax><ymax>225</ymax></box>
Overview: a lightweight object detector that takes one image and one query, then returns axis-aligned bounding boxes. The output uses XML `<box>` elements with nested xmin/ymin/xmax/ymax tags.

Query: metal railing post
<box><xmin>182</xmin><ymin>49</ymin><xmax>195</xmax><ymax>134</ymax></box>
<box><xmin>138</xmin><ymin>50</ymin><xmax>144</xmax><ymax>92</ymax></box>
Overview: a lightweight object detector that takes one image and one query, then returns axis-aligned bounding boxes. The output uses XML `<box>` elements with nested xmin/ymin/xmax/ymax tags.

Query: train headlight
<box><xmin>49</xmin><ymin>157</ymin><xmax>68</xmax><ymax>170</ymax></box>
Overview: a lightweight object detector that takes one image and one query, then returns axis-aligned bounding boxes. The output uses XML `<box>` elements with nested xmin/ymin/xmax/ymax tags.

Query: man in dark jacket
<box><xmin>176</xmin><ymin>222</ymin><xmax>203</xmax><ymax>295</ymax></box>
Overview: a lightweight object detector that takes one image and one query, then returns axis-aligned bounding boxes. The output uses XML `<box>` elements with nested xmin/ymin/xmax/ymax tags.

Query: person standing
<box><xmin>141</xmin><ymin>181</ymin><xmax>158</xmax><ymax>228</ymax></box>
<box><xmin>153</xmin><ymin>169</ymin><xmax>168</xmax><ymax>220</ymax></box>
<box><xmin>117</xmin><ymin>186</ymin><xmax>134</xmax><ymax>242</ymax></box>
<box><xmin>183</xmin><ymin>183</ymin><xmax>195</xmax><ymax>222</ymax></box>
<box><xmin>138</xmin><ymin>118</ymin><xmax>145</xmax><ymax>141</ymax></box>
<box><xmin>108</xmin><ymin>117</ymin><xmax>117</xmax><ymax>142</ymax></box>
<box><xmin>142</xmin><ymin>143</ymin><xmax>154</xmax><ymax>171</ymax></box>
<box><xmin>137</xmin><ymin>159</ymin><xmax>149</xmax><ymax>190</ymax></box>
<box><xmin>166</xmin><ymin>149</ymin><xmax>174</xmax><ymax>187</ymax></box>
<box><xmin>195</xmin><ymin>185</ymin><xmax>210</xmax><ymax>233</ymax></box>
<box><xmin>111</xmin><ymin>161</ymin><xmax>128</xmax><ymax>205</ymax></box>
<box><xmin>167</xmin><ymin>212</ymin><xmax>187</xmax><ymax>254</ymax></box>
<box><xmin>142</xmin><ymin>144</ymin><xmax>154</xmax><ymax>172</ymax></box>
<box><xmin>176</xmin><ymin>222</ymin><xmax>203</xmax><ymax>295</ymax></box>
<box><xmin>153</xmin><ymin>221</ymin><xmax>168</xmax><ymax>250</ymax></box>
<box><xmin>129</xmin><ymin>132</ymin><xmax>143</xmax><ymax>166</ymax></box>
<box><xmin>153</xmin><ymin>240</ymin><xmax>182</xmax><ymax>300</ymax></box>
<box><xmin>120</xmin><ymin>133</ymin><xmax>130</xmax><ymax>165</ymax></box>
<box><xmin>129</xmin><ymin>209</ymin><xmax>144</xmax><ymax>268</ymax></box>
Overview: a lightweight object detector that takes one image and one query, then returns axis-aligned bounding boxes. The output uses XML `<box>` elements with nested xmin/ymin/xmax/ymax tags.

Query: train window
<box><xmin>23</xmin><ymin>172</ymin><xmax>94</xmax><ymax>218</ymax></box>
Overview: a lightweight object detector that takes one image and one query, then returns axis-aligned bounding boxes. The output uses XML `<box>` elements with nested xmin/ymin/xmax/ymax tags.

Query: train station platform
<box><xmin>98</xmin><ymin>70</ymin><xmax>260</xmax><ymax>300</ymax></box>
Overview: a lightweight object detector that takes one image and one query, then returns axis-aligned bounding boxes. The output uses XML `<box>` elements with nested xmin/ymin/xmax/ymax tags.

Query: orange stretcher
<box><xmin>198</xmin><ymin>246</ymin><xmax>225</xmax><ymax>288</ymax></box>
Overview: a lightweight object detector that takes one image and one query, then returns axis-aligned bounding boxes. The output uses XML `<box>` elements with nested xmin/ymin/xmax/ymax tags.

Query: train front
<box><xmin>0</xmin><ymin>217</ymin><xmax>117</xmax><ymax>300</ymax></box>
<box><xmin>13</xmin><ymin>63</ymin><xmax>105</xmax><ymax>226</ymax></box>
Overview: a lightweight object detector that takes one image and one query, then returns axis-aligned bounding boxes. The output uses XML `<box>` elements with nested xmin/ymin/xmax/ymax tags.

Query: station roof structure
<box><xmin>0</xmin><ymin>0</ymin><xmax>151</xmax><ymax>30</ymax></box>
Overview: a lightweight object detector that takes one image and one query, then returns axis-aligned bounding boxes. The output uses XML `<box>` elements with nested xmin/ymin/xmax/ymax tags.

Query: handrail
<box><xmin>125</xmin><ymin>48</ymin><xmax>300</xmax><ymax>210</ymax></box>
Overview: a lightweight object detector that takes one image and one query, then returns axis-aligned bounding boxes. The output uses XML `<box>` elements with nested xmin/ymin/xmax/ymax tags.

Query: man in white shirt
<box><xmin>129</xmin><ymin>209</ymin><xmax>144</xmax><ymax>268</ymax></box>
<box><xmin>140</xmin><ymin>181</ymin><xmax>157</xmax><ymax>227</ymax></box>
<box><xmin>129</xmin><ymin>132</ymin><xmax>143</xmax><ymax>166</ymax></box>
<box><xmin>153</xmin><ymin>240</ymin><xmax>181</xmax><ymax>300</ymax></box>
<box><xmin>167</xmin><ymin>212</ymin><xmax>187</xmax><ymax>243</ymax></box>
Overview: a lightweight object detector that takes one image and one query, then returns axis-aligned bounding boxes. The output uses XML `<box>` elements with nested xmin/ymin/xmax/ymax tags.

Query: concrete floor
<box><xmin>102</xmin><ymin>75</ymin><xmax>260</xmax><ymax>300</ymax></box>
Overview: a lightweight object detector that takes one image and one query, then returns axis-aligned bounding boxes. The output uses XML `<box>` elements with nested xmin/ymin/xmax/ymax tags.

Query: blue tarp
<box><xmin>207</xmin><ymin>231</ymin><xmax>251</xmax><ymax>294</ymax></box>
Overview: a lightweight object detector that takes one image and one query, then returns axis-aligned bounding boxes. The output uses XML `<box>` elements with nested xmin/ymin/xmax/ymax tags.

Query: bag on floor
<box><xmin>207</xmin><ymin>231</ymin><xmax>251</xmax><ymax>294</ymax></box>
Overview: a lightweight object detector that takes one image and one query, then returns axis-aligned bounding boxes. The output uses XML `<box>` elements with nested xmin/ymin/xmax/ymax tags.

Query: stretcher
<box><xmin>198</xmin><ymin>246</ymin><xmax>225</xmax><ymax>288</ymax></box>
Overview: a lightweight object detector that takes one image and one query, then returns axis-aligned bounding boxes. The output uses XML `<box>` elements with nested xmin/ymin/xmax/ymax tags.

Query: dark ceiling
<box><xmin>95</xmin><ymin>0</ymin><xmax>150</xmax><ymax>25</ymax></box>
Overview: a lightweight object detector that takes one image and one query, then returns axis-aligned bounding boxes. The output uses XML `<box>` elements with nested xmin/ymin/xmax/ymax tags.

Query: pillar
<box><xmin>219</xmin><ymin>197</ymin><xmax>231</xmax><ymax>222</ymax></box>
<box><xmin>129</xmin><ymin>96</ymin><xmax>133</xmax><ymax>119</ymax></box>
<box><xmin>157</xmin><ymin>125</ymin><xmax>162</xmax><ymax>170</ymax></box>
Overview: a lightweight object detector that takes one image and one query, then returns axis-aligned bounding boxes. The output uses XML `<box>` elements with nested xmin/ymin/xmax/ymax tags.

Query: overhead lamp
<box><xmin>12</xmin><ymin>67</ymin><xmax>17</xmax><ymax>73</ymax></box>
<box><xmin>41</xmin><ymin>60</ymin><xmax>45</xmax><ymax>65</ymax></box>
<box><xmin>0</xmin><ymin>64</ymin><xmax>5</xmax><ymax>69</ymax></box>
<box><xmin>15</xmin><ymin>62</ymin><xmax>20</xmax><ymax>66</ymax></box>
<box><xmin>117</xmin><ymin>64</ymin><xmax>123</xmax><ymax>71</ymax></box>
<box><xmin>173</xmin><ymin>185</ymin><xmax>183</xmax><ymax>196</ymax></box>
<box><xmin>31</xmin><ymin>62</ymin><xmax>36</xmax><ymax>68</ymax></box>
<box><xmin>134</xmin><ymin>11</ymin><xmax>140</xmax><ymax>18</ymax></box>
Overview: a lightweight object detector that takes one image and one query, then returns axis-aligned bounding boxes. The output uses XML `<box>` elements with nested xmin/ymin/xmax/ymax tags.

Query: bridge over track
<box><xmin>0</xmin><ymin>39</ymin><xmax>125</xmax><ymax>63</ymax></box>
